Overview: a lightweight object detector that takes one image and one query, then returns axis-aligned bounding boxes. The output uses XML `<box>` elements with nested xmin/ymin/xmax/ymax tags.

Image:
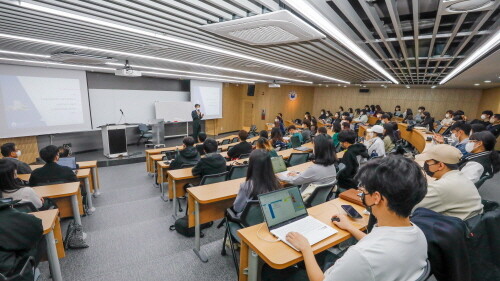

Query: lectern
<box><xmin>101</xmin><ymin>124</ymin><xmax>128</xmax><ymax>158</ymax></box>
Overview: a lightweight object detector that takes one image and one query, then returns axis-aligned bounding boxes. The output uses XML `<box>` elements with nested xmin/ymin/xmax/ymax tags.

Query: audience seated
<box><xmin>227</xmin><ymin>130</ymin><xmax>253</xmax><ymax>159</ymax></box>
<box><xmin>459</xmin><ymin>131</ymin><xmax>500</xmax><ymax>184</ymax></box>
<box><xmin>29</xmin><ymin>145</ymin><xmax>78</xmax><ymax>186</ymax></box>
<box><xmin>318</xmin><ymin>109</ymin><xmax>327</xmax><ymax>121</ymax></box>
<box><xmin>402</xmin><ymin>108</ymin><xmax>414</xmax><ymax>124</ymax></box>
<box><xmin>415</xmin><ymin>106</ymin><xmax>426</xmax><ymax>122</ymax></box>
<box><xmin>192</xmin><ymin>138</ymin><xmax>227</xmax><ymax>178</ymax></box>
<box><xmin>287</xmin><ymin>125</ymin><xmax>304</xmax><ymax>144</ymax></box>
<box><xmin>374</xmin><ymin>105</ymin><xmax>384</xmax><ymax>115</ymax></box>
<box><xmin>198</xmin><ymin>132</ymin><xmax>207</xmax><ymax>143</ymax></box>
<box><xmin>280</xmin><ymin>134</ymin><xmax>337</xmax><ymax>194</ymax></box>
<box><xmin>169</xmin><ymin>137</ymin><xmax>201</xmax><ymax>170</ymax></box>
<box><xmin>310</xmin><ymin>118</ymin><xmax>318</xmax><ymax>136</ymax></box>
<box><xmin>470</xmin><ymin>123</ymin><xmax>486</xmax><ymax>134</ymax></box>
<box><xmin>232</xmin><ymin>149</ymin><xmax>281</xmax><ymax>216</ymax></box>
<box><xmin>374</xmin><ymin>112</ymin><xmax>383</xmax><ymax>125</ymax></box>
<box><xmin>486</xmin><ymin>114</ymin><xmax>500</xmax><ymax>137</ymax></box>
<box><xmin>283</xmin><ymin>156</ymin><xmax>428</xmax><ymax>281</ymax></box>
<box><xmin>255</xmin><ymin>137</ymin><xmax>278</xmax><ymax>157</ymax></box>
<box><xmin>419</xmin><ymin>111</ymin><xmax>434</xmax><ymax>131</ymax></box>
<box><xmin>353</xmin><ymin>109</ymin><xmax>368</xmax><ymax>123</ymax></box>
<box><xmin>331</xmin><ymin>123</ymin><xmax>341</xmax><ymax>148</ymax></box>
<box><xmin>364</xmin><ymin>125</ymin><xmax>386</xmax><ymax>158</ymax></box>
<box><xmin>337</xmin><ymin>130</ymin><xmax>369</xmax><ymax>189</ymax></box>
<box><xmin>393</xmin><ymin>105</ymin><xmax>403</xmax><ymax>117</ymax></box>
<box><xmin>1</xmin><ymin>143</ymin><xmax>32</xmax><ymax>174</ymax></box>
<box><xmin>270</xmin><ymin>127</ymin><xmax>287</xmax><ymax>150</ymax></box>
<box><xmin>57</xmin><ymin>146</ymin><xmax>71</xmax><ymax>158</ymax></box>
<box><xmin>414</xmin><ymin>144</ymin><xmax>483</xmax><ymax>220</ymax></box>
<box><xmin>0</xmin><ymin>159</ymin><xmax>43</xmax><ymax>209</ymax></box>
<box><xmin>317</xmin><ymin>126</ymin><xmax>328</xmax><ymax>136</ymax></box>
<box><xmin>382</xmin><ymin>123</ymin><xmax>396</xmax><ymax>153</ymax></box>
<box><xmin>441</xmin><ymin>110</ymin><xmax>454</xmax><ymax>126</ymax></box>
<box><xmin>301</xmin><ymin>120</ymin><xmax>312</xmax><ymax>142</ymax></box>
<box><xmin>259</xmin><ymin>130</ymin><xmax>269</xmax><ymax>139</ymax></box>
<box><xmin>434</xmin><ymin>121</ymin><xmax>471</xmax><ymax>156</ymax></box>
<box><xmin>471</xmin><ymin>110</ymin><xmax>493</xmax><ymax>127</ymax></box>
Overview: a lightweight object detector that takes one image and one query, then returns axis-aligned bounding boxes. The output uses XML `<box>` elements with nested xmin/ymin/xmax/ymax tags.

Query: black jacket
<box><xmin>420</xmin><ymin>116</ymin><xmax>435</xmax><ymax>131</ymax></box>
<box><xmin>0</xmin><ymin>202</ymin><xmax>43</xmax><ymax>281</ymax></box>
<box><xmin>2</xmin><ymin>158</ymin><xmax>32</xmax><ymax>174</ymax></box>
<box><xmin>192</xmin><ymin>153</ymin><xmax>227</xmax><ymax>177</ymax></box>
<box><xmin>191</xmin><ymin>110</ymin><xmax>202</xmax><ymax>128</ymax></box>
<box><xmin>169</xmin><ymin>146</ymin><xmax>201</xmax><ymax>170</ymax></box>
<box><xmin>337</xmin><ymin>143</ymin><xmax>369</xmax><ymax>189</ymax></box>
<box><xmin>227</xmin><ymin>142</ymin><xmax>253</xmax><ymax>159</ymax></box>
<box><xmin>486</xmin><ymin>123</ymin><xmax>500</xmax><ymax>138</ymax></box>
<box><xmin>29</xmin><ymin>162</ymin><xmax>78</xmax><ymax>186</ymax></box>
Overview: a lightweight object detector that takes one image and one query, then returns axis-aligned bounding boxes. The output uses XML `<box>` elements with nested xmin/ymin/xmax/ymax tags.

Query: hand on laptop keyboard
<box><xmin>285</xmin><ymin>232</ymin><xmax>311</xmax><ymax>252</ymax></box>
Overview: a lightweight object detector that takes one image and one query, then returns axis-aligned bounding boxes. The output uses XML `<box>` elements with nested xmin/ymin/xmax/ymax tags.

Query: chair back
<box><xmin>288</xmin><ymin>153</ymin><xmax>309</xmax><ymax>166</ymax></box>
<box><xmin>475</xmin><ymin>174</ymin><xmax>493</xmax><ymax>189</ymax></box>
<box><xmin>251</xmin><ymin>140</ymin><xmax>257</xmax><ymax>146</ymax></box>
<box><xmin>180</xmin><ymin>163</ymin><xmax>196</xmax><ymax>169</ymax></box>
<box><xmin>221</xmin><ymin>139</ymin><xmax>230</xmax><ymax>145</ymax></box>
<box><xmin>240</xmin><ymin>200</ymin><xmax>264</xmax><ymax>227</ymax></box>
<box><xmin>13</xmin><ymin>201</ymin><xmax>38</xmax><ymax>213</ymax></box>
<box><xmin>0</xmin><ymin>256</ymin><xmax>35</xmax><ymax>281</ymax></box>
<box><xmin>138</xmin><ymin>123</ymin><xmax>148</xmax><ymax>133</ymax></box>
<box><xmin>162</xmin><ymin>150</ymin><xmax>177</xmax><ymax>160</ymax></box>
<box><xmin>200</xmin><ymin>171</ymin><xmax>228</xmax><ymax>185</ymax></box>
<box><xmin>227</xmin><ymin>165</ymin><xmax>248</xmax><ymax>180</ymax></box>
<box><xmin>304</xmin><ymin>180</ymin><xmax>337</xmax><ymax>207</ymax></box>
<box><xmin>290</xmin><ymin>135</ymin><xmax>301</xmax><ymax>148</ymax></box>
<box><xmin>239</xmin><ymin>153</ymin><xmax>250</xmax><ymax>160</ymax></box>
<box><xmin>231</xmin><ymin>137</ymin><xmax>239</xmax><ymax>143</ymax></box>
<box><xmin>227</xmin><ymin>145</ymin><xmax>235</xmax><ymax>151</ymax></box>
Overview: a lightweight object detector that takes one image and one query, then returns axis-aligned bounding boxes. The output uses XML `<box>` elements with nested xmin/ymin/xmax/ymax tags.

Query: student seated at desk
<box><xmin>415</xmin><ymin>106</ymin><xmax>426</xmax><ymax>123</ymax></box>
<box><xmin>283</xmin><ymin>156</ymin><xmax>428</xmax><ymax>281</ymax></box>
<box><xmin>279</xmin><ymin>134</ymin><xmax>337</xmax><ymax>195</ymax></box>
<box><xmin>419</xmin><ymin>111</ymin><xmax>435</xmax><ymax>132</ymax></box>
<box><xmin>57</xmin><ymin>146</ymin><xmax>70</xmax><ymax>158</ymax></box>
<box><xmin>433</xmin><ymin>121</ymin><xmax>471</xmax><ymax>156</ymax></box>
<box><xmin>331</xmin><ymin>123</ymin><xmax>341</xmax><ymax>148</ymax></box>
<box><xmin>353</xmin><ymin>109</ymin><xmax>368</xmax><ymax>123</ymax></box>
<box><xmin>0</xmin><ymin>199</ymin><xmax>44</xmax><ymax>281</ymax></box>
<box><xmin>364</xmin><ymin>125</ymin><xmax>386</xmax><ymax>158</ymax></box>
<box><xmin>233</xmin><ymin>149</ymin><xmax>281</xmax><ymax>216</ymax></box>
<box><xmin>195</xmin><ymin>132</ymin><xmax>208</xmax><ymax>156</ymax></box>
<box><xmin>441</xmin><ymin>110</ymin><xmax>454</xmax><ymax>126</ymax></box>
<box><xmin>1</xmin><ymin>142</ymin><xmax>32</xmax><ymax>174</ymax></box>
<box><xmin>287</xmin><ymin>125</ymin><xmax>303</xmax><ymax>144</ymax></box>
<box><xmin>336</xmin><ymin>130</ymin><xmax>369</xmax><ymax>189</ymax></box>
<box><xmin>0</xmin><ymin>159</ymin><xmax>43</xmax><ymax>209</ymax></box>
<box><xmin>317</xmin><ymin>127</ymin><xmax>328</xmax><ymax>136</ymax></box>
<box><xmin>259</xmin><ymin>130</ymin><xmax>269</xmax><ymax>139</ymax></box>
<box><xmin>402</xmin><ymin>108</ymin><xmax>414</xmax><ymax>124</ymax></box>
<box><xmin>29</xmin><ymin>145</ymin><xmax>78</xmax><ymax>186</ymax></box>
<box><xmin>256</xmin><ymin>137</ymin><xmax>278</xmax><ymax>158</ymax></box>
<box><xmin>415</xmin><ymin>144</ymin><xmax>483</xmax><ymax>221</ymax></box>
<box><xmin>170</xmin><ymin>137</ymin><xmax>201</xmax><ymax>170</ymax></box>
<box><xmin>301</xmin><ymin>120</ymin><xmax>312</xmax><ymax>142</ymax></box>
<box><xmin>382</xmin><ymin>123</ymin><xmax>396</xmax><ymax>153</ymax></box>
<box><xmin>459</xmin><ymin>131</ymin><xmax>500</xmax><ymax>184</ymax></box>
<box><xmin>393</xmin><ymin>105</ymin><xmax>403</xmax><ymax>117</ymax></box>
<box><xmin>192</xmin><ymin>138</ymin><xmax>226</xmax><ymax>178</ymax></box>
<box><xmin>486</xmin><ymin>114</ymin><xmax>500</xmax><ymax>137</ymax></box>
<box><xmin>227</xmin><ymin>130</ymin><xmax>253</xmax><ymax>159</ymax></box>
<box><xmin>270</xmin><ymin>128</ymin><xmax>287</xmax><ymax>150</ymax></box>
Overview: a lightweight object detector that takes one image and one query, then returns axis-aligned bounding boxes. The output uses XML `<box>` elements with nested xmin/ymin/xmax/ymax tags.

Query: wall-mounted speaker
<box><xmin>247</xmin><ymin>85</ymin><xmax>255</xmax><ymax>96</ymax></box>
<box><xmin>359</xmin><ymin>88</ymin><xmax>370</xmax><ymax>93</ymax></box>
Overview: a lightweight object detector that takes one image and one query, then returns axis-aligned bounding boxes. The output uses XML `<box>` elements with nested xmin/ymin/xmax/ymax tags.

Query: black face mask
<box><xmin>423</xmin><ymin>162</ymin><xmax>435</xmax><ymax>177</ymax></box>
<box><xmin>361</xmin><ymin>192</ymin><xmax>376</xmax><ymax>213</ymax></box>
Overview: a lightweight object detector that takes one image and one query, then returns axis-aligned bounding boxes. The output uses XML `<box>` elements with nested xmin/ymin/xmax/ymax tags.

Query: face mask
<box><xmin>481</xmin><ymin>114</ymin><xmax>486</xmax><ymax>120</ymax></box>
<box><xmin>465</xmin><ymin>142</ymin><xmax>476</xmax><ymax>153</ymax></box>
<box><xmin>451</xmin><ymin>133</ymin><xmax>459</xmax><ymax>142</ymax></box>
<box><xmin>380</xmin><ymin>121</ymin><xmax>385</xmax><ymax>124</ymax></box>
<box><xmin>16</xmin><ymin>150</ymin><xmax>21</xmax><ymax>157</ymax></box>
<box><xmin>275</xmin><ymin>119</ymin><xmax>279</xmax><ymax>122</ymax></box>
<box><xmin>445</xmin><ymin>114</ymin><xmax>450</xmax><ymax>118</ymax></box>
<box><xmin>418</xmin><ymin>110</ymin><xmax>423</xmax><ymax>113</ymax></box>
<box><xmin>361</xmin><ymin>192</ymin><xmax>376</xmax><ymax>213</ymax></box>
<box><xmin>423</xmin><ymin>162</ymin><xmax>435</xmax><ymax>177</ymax></box>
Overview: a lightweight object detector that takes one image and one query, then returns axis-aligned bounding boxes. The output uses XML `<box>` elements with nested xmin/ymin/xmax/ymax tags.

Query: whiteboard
<box><xmin>190</xmin><ymin>80</ymin><xmax>222</xmax><ymax>120</ymax></box>
<box><xmin>89</xmin><ymin>89</ymin><xmax>189</xmax><ymax>129</ymax></box>
<box><xmin>155</xmin><ymin>101</ymin><xmax>193</xmax><ymax>122</ymax></box>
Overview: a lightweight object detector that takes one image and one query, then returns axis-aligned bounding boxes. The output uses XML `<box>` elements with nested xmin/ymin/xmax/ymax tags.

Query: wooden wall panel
<box><xmin>0</xmin><ymin>136</ymin><xmax>39</xmax><ymax>164</ymax></box>
<box><xmin>312</xmin><ymin>87</ymin><xmax>482</xmax><ymax>119</ymax></box>
<box><xmin>478</xmin><ymin>87</ymin><xmax>500</xmax><ymax>116</ymax></box>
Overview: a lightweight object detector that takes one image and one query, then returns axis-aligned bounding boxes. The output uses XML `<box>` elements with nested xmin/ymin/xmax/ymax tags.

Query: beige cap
<box><xmin>415</xmin><ymin>144</ymin><xmax>462</xmax><ymax>164</ymax></box>
<box><xmin>367</xmin><ymin>125</ymin><xmax>384</xmax><ymax>134</ymax></box>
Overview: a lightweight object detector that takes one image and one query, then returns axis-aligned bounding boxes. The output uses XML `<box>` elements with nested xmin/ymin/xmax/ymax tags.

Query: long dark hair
<box><xmin>313</xmin><ymin>134</ymin><xmax>337</xmax><ymax>166</ymax></box>
<box><xmin>469</xmin><ymin>131</ymin><xmax>500</xmax><ymax>174</ymax></box>
<box><xmin>0</xmin><ymin>159</ymin><xmax>23</xmax><ymax>196</ymax></box>
<box><xmin>246</xmin><ymin>149</ymin><xmax>281</xmax><ymax>198</ymax></box>
<box><xmin>271</xmin><ymin>127</ymin><xmax>283</xmax><ymax>142</ymax></box>
<box><xmin>383</xmin><ymin>123</ymin><xmax>397</xmax><ymax>143</ymax></box>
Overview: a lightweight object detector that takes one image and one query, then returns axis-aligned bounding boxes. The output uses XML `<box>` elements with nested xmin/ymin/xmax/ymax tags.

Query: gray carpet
<box><xmin>37</xmin><ymin>160</ymin><xmax>500</xmax><ymax>281</ymax></box>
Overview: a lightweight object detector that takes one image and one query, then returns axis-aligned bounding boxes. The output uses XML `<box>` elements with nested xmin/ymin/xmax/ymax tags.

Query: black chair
<box><xmin>221</xmin><ymin>200</ymin><xmax>264</xmax><ymax>277</ymax></box>
<box><xmin>231</xmin><ymin>137</ymin><xmax>239</xmax><ymax>143</ymax></box>
<box><xmin>136</xmin><ymin>124</ymin><xmax>153</xmax><ymax>145</ymax></box>
<box><xmin>0</xmin><ymin>256</ymin><xmax>36</xmax><ymax>281</ymax></box>
<box><xmin>251</xmin><ymin>140</ymin><xmax>257</xmax><ymax>146</ymax></box>
<box><xmin>286</xmin><ymin>153</ymin><xmax>309</xmax><ymax>167</ymax></box>
<box><xmin>178</xmin><ymin>172</ymin><xmax>228</xmax><ymax>212</ymax></box>
<box><xmin>227</xmin><ymin>145</ymin><xmax>235</xmax><ymax>151</ymax></box>
<box><xmin>475</xmin><ymin>174</ymin><xmax>493</xmax><ymax>189</ymax></box>
<box><xmin>180</xmin><ymin>163</ymin><xmax>196</xmax><ymax>169</ymax></box>
<box><xmin>290</xmin><ymin>135</ymin><xmax>301</xmax><ymax>148</ymax></box>
<box><xmin>238</xmin><ymin>153</ymin><xmax>250</xmax><ymax>160</ymax></box>
<box><xmin>13</xmin><ymin>201</ymin><xmax>38</xmax><ymax>213</ymax></box>
<box><xmin>221</xmin><ymin>139</ymin><xmax>230</xmax><ymax>145</ymax></box>
<box><xmin>161</xmin><ymin>150</ymin><xmax>177</xmax><ymax>161</ymax></box>
<box><xmin>216</xmin><ymin>148</ymin><xmax>222</xmax><ymax>153</ymax></box>
<box><xmin>227</xmin><ymin>165</ymin><xmax>248</xmax><ymax>180</ymax></box>
<box><xmin>304</xmin><ymin>180</ymin><xmax>337</xmax><ymax>208</ymax></box>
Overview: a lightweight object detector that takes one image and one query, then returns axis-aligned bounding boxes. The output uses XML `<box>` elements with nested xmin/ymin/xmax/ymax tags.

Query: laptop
<box><xmin>294</xmin><ymin>146</ymin><xmax>312</xmax><ymax>152</ymax></box>
<box><xmin>258</xmin><ymin>186</ymin><xmax>337</xmax><ymax>251</ymax></box>
<box><xmin>271</xmin><ymin>156</ymin><xmax>287</xmax><ymax>174</ymax></box>
<box><xmin>58</xmin><ymin>157</ymin><xmax>77</xmax><ymax>171</ymax></box>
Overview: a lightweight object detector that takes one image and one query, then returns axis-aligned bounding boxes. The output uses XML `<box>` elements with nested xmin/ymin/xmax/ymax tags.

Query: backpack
<box><xmin>169</xmin><ymin>216</ymin><xmax>213</xmax><ymax>237</ymax></box>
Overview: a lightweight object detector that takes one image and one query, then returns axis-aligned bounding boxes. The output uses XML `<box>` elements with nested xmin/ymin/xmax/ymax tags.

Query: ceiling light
<box><xmin>0</xmin><ymin>57</ymin><xmax>115</xmax><ymax>71</ymax></box>
<box><xmin>440</xmin><ymin>29</ymin><xmax>500</xmax><ymax>84</ymax></box>
<box><xmin>0</xmin><ymin>50</ymin><xmax>50</xmax><ymax>58</ymax></box>
<box><xmin>17</xmin><ymin>1</ymin><xmax>348</xmax><ymax>84</ymax></box>
<box><xmin>0</xmin><ymin>33</ymin><xmax>311</xmax><ymax>84</ymax></box>
<box><xmin>282</xmin><ymin>0</ymin><xmax>398</xmax><ymax>84</ymax></box>
<box><xmin>343</xmin><ymin>85</ymin><xmax>347</xmax><ymax>87</ymax></box>
<box><xmin>405</xmin><ymin>85</ymin><xmax>410</xmax><ymax>88</ymax></box>
<box><xmin>431</xmin><ymin>85</ymin><xmax>437</xmax><ymax>89</ymax></box>
<box><xmin>484</xmin><ymin>80</ymin><xmax>491</xmax><ymax>83</ymax></box>
<box><xmin>474</xmin><ymin>83</ymin><xmax>480</xmax><ymax>86</ymax></box>
<box><xmin>362</xmin><ymin>80</ymin><xmax>393</xmax><ymax>84</ymax></box>
<box><xmin>141</xmin><ymin>71</ymin><xmax>255</xmax><ymax>84</ymax></box>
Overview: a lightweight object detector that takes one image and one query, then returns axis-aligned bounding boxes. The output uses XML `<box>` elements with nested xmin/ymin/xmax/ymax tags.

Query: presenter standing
<box><xmin>191</xmin><ymin>104</ymin><xmax>204</xmax><ymax>142</ymax></box>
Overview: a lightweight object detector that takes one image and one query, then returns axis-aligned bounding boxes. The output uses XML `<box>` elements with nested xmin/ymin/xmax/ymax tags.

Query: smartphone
<box><xmin>341</xmin><ymin>205</ymin><xmax>363</xmax><ymax>219</ymax></box>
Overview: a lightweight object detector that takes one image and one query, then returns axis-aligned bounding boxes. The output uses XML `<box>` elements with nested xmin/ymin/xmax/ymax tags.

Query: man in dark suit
<box><xmin>192</xmin><ymin>104</ymin><xmax>204</xmax><ymax>142</ymax></box>
<box><xmin>29</xmin><ymin>145</ymin><xmax>78</xmax><ymax>186</ymax></box>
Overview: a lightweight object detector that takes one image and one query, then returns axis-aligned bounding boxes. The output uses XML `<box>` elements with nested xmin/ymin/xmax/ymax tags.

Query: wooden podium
<box><xmin>101</xmin><ymin>124</ymin><xmax>128</xmax><ymax>158</ymax></box>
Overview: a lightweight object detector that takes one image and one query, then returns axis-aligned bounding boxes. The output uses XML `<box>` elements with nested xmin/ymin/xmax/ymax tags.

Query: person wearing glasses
<box><xmin>282</xmin><ymin>156</ymin><xmax>428</xmax><ymax>281</ymax></box>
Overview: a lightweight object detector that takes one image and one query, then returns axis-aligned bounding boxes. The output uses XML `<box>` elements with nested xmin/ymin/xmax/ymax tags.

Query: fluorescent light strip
<box><xmin>0</xmin><ymin>57</ymin><xmax>116</xmax><ymax>71</ymax></box>
<box><xmin>105</xmin><ymin>62</ymin><xmax>266</xmax><ymax>83</ymax></box>
<box><xmin>142</xmin><ymin>71</ymin><xmax>254</xmax><ymax>84</ymax></box>
<box><xmin>18</xmin><ymin>1</ymin><xmax>348</xmax><ymax>84</ymax></box>
<box><xmin>439</xmin><ymin>30</ymin><xmax>500</xmax><ymax>85</ymax></box>
<box><xmin>0</xmin><ymin>33</ymin><xmax>311</xmax><ymax>84</ymax></box>
<box><xmin>0</xmin><ymin>50</ymin><xmax>50</xmax><ymax>58</ymax></box>
<box><xmin>282</xmin><ymin>0</ymin><xmax>399</xmax><ymax>84</ymax></box>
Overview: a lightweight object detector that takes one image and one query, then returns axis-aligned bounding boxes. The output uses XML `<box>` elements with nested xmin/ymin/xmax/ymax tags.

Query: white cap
<box><xmin>367</xmin><ymin>125</ymin><xmax>384</xmax><ymax>134</ymax></box>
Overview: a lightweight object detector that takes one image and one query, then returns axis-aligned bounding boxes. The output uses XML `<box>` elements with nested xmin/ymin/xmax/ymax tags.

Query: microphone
<box><xmin>120</xmin><ymin>109</ymin><xmax>124</xmax><ymax>115</ymax></box>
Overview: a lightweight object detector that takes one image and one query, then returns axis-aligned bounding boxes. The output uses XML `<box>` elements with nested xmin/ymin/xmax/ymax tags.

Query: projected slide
<box><xmin>190</xmin><ymin>80</ymin><xmax>222</xmax><ymax>120</ymax></box>
<box><xmin>0</xmin><ymin>64</ymin><xmax>91</xmax><ymax>138</ymax></box>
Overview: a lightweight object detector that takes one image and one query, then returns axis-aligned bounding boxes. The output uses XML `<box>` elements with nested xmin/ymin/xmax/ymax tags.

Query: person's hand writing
<box><xmin>286</xmin><ymin>232</ymin><xmax>311</xmax><ymax>252</ymax></box>
<box><xmin>433</xmin><ymin>133</ymin><xmax>444</xmax><ymax>144</ymax></box>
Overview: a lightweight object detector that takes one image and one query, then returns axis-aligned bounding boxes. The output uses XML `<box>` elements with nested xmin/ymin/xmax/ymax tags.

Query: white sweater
<box><xmin>2</xmin><ymin>187</ymin><xmax>43</xmax><ymax>209</ymax></box>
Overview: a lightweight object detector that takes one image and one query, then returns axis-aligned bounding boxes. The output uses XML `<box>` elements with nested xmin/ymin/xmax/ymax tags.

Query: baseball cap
<box><xmin>367</xmin><ymin>125</ymin><xmax>384</xmax><ymax>134</ymax></box>
<box><xmin>415</xmin><ymin>144</ymin><xmax>462</xmax><ymax>164</ymax></box>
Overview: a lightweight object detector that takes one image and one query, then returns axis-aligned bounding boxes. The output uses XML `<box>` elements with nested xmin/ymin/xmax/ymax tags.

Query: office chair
<box><xmin>178</xmin><ymin>171</ymin><xmax>228</xmax><ymax>212</ymax></box>
<box><xmin>13</xmin><ymin>201</ymin><xmax>38</xmax><ymax>213</ymax></box>
<box><xmin>286</xmin><ymin>153</ymin><xmax>309</xmax><ymax>167</ymax></box>
<box><xmin>220</xmin><ymin>139</ymin><xmax>230</xmax><ymax>145</ymax></box>
<box><xmin>137</xmin><ymin>124</ymin><xmax>153</xmax><ymax>145</ymax></box>
<box><xmin>475</xmin><ymin>174</ymin><xmax>493</xmax><ymax>189</ymax></box>
<box><xmin>226</xmin><ymin>165</ymin><xmax>248</xmax><ymax>180</ymax></box>
<box><xmin>304</xmin><ymin>180</ymin><xmax>337</xmax><ymax>208</ymax></box>
<box><xmin>231</xmin><ymin>137</ymin><xmax>239</xmax><ymax>143</ymax></box>
<box><xmin>290</xmin><ymin>135</ymin><xmax>301</xmax><ymax>148</ymax></box>
<box><xmin>0</xmin><ymin>256</ymin><xmax>36</xmax><ymax>281</ymax></box>
<box><xmin>238</xmin><ymin>153</ymin><xmax>250</xmax><ymax>160</ymax></box>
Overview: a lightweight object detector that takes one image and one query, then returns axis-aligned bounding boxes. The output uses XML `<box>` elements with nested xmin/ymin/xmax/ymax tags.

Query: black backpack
<box><xmin>169</xmin><ymin>216</ymin><xmax>213</xmax><ymax>237</ymax></box>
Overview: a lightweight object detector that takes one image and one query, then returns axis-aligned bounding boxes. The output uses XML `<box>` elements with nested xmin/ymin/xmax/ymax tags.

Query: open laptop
<box><xmin>58</xmin><ymin>157</ymin><xmax>77</xmax><ymax>171</ymax></box>
<box><xmin>258</xmin><ymin>186</ymin><xmax>337</xmax><ymax>251</ymax></box>
<box><xmin>271</xmin><ymin>156</ymin><xmax>287</xmax><ymax>174</ymax></box>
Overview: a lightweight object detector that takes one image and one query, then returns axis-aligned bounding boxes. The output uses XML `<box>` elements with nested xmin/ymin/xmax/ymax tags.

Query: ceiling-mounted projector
<box><xmin>114</xmin><ymin>60</ymin><xmax>141</xmax><ymax>77</ymax></box>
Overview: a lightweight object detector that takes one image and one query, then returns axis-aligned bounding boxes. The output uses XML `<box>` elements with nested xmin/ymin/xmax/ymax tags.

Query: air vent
<box><xmin>444</xmin><ymin>0</ymin><xmax>495</xmax><ymax>13</ymax></box>
<box><xmin>50</xmin><ymin>52</ymin><xmax>116</xmax><ymax>65</ymax></box>
<box><xmin>199</xmin><ymin>10</ymin><xmax>325</xmax><ymax>46</ymax></box>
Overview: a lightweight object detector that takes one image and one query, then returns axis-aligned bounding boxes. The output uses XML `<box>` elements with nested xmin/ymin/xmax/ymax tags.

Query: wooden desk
<box><xmin>238</xmin><ymin>199</ymin><xmax>369</xmax><ymax>281</ymax></box>
<box><xmin>398</xmin><ymin>123</ymin><xmax>433</xmax><ymax>153</ymax></box>
<box><xmin>32</xmin><ymin>209</ymin><xmax>65</xmax><ymax>281</ymax></box>
<box><xmin>187</xmin><ymin>161</ymin><xmax>314</xmax><ymax>262</ymax></box>
<box><xmin>77</xmin><ymin>160</ymin><xmax>101</xmax><ymax>196</ymax></box>
<box><xmin>34</xmin><ymin>182</ymin><xmax>83</xmax><ymax>225</ymax></box>
<box><xmin>368</xmin><ymin>116</ymin><xmax>378</xmax><ymax>125</ymax></box>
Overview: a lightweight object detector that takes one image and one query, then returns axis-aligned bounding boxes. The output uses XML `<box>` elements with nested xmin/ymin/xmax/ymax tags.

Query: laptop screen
<box><xmin>58</xmin><ymin>157</ymin><xmax>77</xmax><ymax>170</ymax></box>
<box><xmin>271</xmin><ymin>156</ymin><xmax>287</xmax><ymax>173</ymax></box>
<box><xmin>258</xmin><ymin>186</ymin><xmax>307</xmax><ymax>229</ymax></box>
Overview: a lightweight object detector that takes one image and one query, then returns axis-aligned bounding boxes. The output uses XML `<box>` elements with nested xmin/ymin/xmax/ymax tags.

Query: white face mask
<box><xmin>445</xmin><ymin>114</ymin><xmax>450</xmax><ymax>118</ymax></box>
<box><xmin>418</xmin><ymin>110</ymin><xmax>423</xmax><ymax>113</ymax></box>
<box><xmin>275</xmin><ymin>119</ymin><xmax>279</xmax><ymax>122</ymax></box>
<box><xmin>16</xmin><ymin>150</ymin><xmax>21</xmax><ymax>157</ymax></box>
<box><xmin>465</xmin><ymin>142</ymin><xmax>476</xmax><ymax>153</ymax></box>
<box><xmin>451</xmin><ymin>133</ymin><xmax>459</xmax><ymax>142</ymax></box>
<box><xmin>481</xmin><ymin>114</ymin><xmax>486</xmax><ymax>120</ymax></box>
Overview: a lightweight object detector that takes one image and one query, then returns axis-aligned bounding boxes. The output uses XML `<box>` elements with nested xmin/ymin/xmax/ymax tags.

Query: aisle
<box><xmin>39</xmin><ymin>162</ymin><xmax>235</xmax><ymax>281</ymax></box>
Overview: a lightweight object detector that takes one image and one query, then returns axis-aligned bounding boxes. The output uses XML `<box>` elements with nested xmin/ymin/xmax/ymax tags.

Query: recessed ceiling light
<box><xmin>431</xmin><ymin>85</ymin><xmax>437</xmax><ymax>89</ymax></box>
<box><xmin>474</xmin><ymin>83</ymin><xmax>480</xmax><ymax>86</ymax></box>
<box><xmin>0</xmin><ymin>50</ymin><xmax>50</xmax><ymax>58</ymax></box>
<box><xmin>0</xmin><ymin>57</ymin><xmax>115</xmax><ymax>71</ymax></box>
<box><xmin>343</xmin><ymin>85</ymin><xmax>347</xmax><ymax>87</ymax></box>
<box><xmin>405</xmin><ymin>85</ymin><xmax>410</xmax><ymax>88</ymax></box>
<box><xmin>484</xmin><ymin>80</ymin><xmax>491</xmax><ymax>83</ymax></box>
